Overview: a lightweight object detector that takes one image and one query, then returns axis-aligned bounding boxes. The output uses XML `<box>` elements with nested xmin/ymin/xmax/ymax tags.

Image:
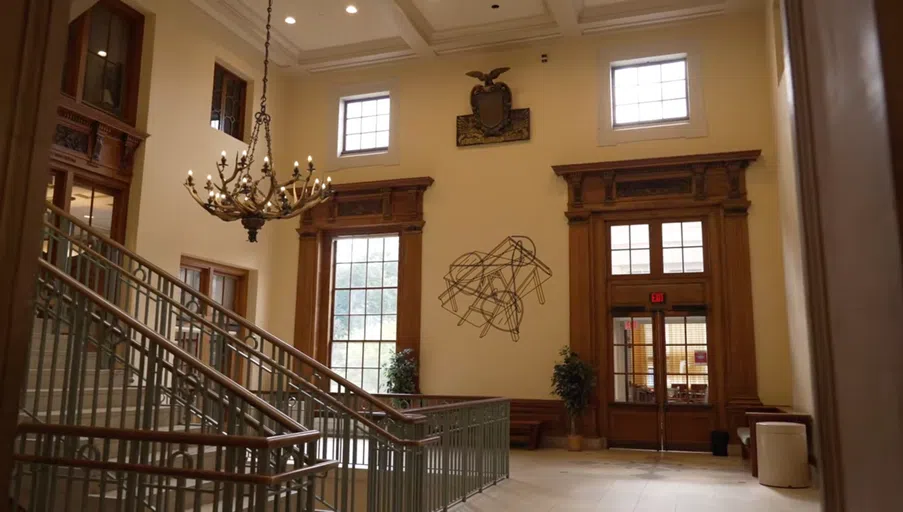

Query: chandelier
<box><xmin>184</xmin><ymin>0</ymin><xmax>331</xmax><ymax>242</ymax></box>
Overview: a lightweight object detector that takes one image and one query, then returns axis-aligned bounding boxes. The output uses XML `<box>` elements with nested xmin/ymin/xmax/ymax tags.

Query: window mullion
<box><xmin>650</xmin><ymin>222</ymin><xmax>664</xmax><ymax>276</ymax></box>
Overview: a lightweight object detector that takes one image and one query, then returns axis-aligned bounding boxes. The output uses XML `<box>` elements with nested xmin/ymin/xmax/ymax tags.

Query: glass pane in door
<box><xmin>71</xmin><ymin>183</ymin><xmax>115</xmax><ymax>238</ymax></box>
<box><xmin>612</xmin><ymin>316</ymin><xmax>655</xmax><ymax>404</ymax></box>
<box><xmin>665</xmin><ymin>316</ymin><xmax>709</xmax><ymax>403</ymax></box>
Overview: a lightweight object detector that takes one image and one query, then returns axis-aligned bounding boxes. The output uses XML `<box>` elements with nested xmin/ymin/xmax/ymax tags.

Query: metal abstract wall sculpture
<box><xmin>439</xmin><ymin>236</ymin><xmax>552</xmax><ymax>341</ymax></box>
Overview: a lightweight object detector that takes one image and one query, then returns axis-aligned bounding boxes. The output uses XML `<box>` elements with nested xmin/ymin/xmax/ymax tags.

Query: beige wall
<box><xmin>765</xmin><ymin>0</ymin><xmax>816</xmax><ymax>415</ymax></box>
<box><xmin>267</xmin><ymin>10</ymin><xmax>794</xmax><ymax>403</ymax></box>
<box><xmin>125</xmin><ymin>0</ymin><xmax>292</xmax><ymax>326</ymax></box>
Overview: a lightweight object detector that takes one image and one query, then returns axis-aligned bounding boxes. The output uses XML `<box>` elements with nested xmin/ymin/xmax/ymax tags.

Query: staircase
<box><xmin>9</xmin><ymin>203</ymin><xmax>510</xmax><ymax>512</ymax></box>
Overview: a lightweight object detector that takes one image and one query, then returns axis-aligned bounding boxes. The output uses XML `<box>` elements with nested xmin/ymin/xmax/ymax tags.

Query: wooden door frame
<box><xmin>553</xmin><ymin>150</ymin><xmax>762</xmax><ymax>442</ymax></box>
<box><xmin>783</xmin><ymin>0</ymin><xmax>903</xmax><ymax>509</ymax></box>
<box><xmin>0</xmin><ymin>0</ymin><xmax>70</xmax><ymax>498</ymax></box>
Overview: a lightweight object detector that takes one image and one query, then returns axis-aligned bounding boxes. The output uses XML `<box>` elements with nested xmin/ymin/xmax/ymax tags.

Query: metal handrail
<box><xmin>36</xmin><ymin>259</ymin><xmax>306</xmax><ymax>435</ymax></box>
<box><xmin>41</xmin><ymin>219</ymin><xmax>438</xmax><ymax>447</ymax></box>
<box><xmin>17</xmin><ymin>422</ymin><xmax>321</xmax><ymax>450</ymax></box>
<box><xmin>45</xmin><ymin>201</ymin><xmax>417</xmax><ymax>425</ymax></box>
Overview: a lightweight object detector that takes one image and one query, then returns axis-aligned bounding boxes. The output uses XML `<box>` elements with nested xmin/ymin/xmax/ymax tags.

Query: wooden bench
<box><xmin>510</xmin><ymin>420</ymin><xmax>542</xmax><ymax>450</ymax></box>
<box><xmin>737</xmin><ymin>410</ymin><xmax>814</xmax><ymax>477</ymax></box>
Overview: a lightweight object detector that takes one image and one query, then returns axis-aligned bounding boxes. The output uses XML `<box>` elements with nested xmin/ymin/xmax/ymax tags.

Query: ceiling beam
<box><xmin>545</xmin><ymin>0</ymin><xmax>581</xmax><ymax>37</ymax></box>
<box><xmin>373</xmin><ymin>0</ymin><xmax>435</xmax><ymax>58</ymax></box>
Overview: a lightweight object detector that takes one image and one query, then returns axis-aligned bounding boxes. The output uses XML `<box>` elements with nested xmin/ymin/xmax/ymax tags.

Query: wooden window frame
<box><xmin>210</xmin><ymin>63</ymin><xmax>248</xmax><ymax>141</ymax></box>
<box><xmin>179</xmin><ymin>256</ymin><xmax>249</xmax><ymax>317</ymax></box>
<box><xmin>293</xmin><ymin>177</ymin><xmax>433</xmax><ymax>391</ymax></box>
<box><xmin>62</xmin><ymin>0</ymin><xmax>144</xmax><ymax>126</ymax></box>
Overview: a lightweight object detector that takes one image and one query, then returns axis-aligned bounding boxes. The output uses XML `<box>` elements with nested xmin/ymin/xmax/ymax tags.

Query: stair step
<box><xmin>21</xmin><ymin>386</ymin><xmax>141</xmax><ymax>411</ymax></box>
<box><xmin>25</xmin><ymin>368</ymin><xmax>127</xmax><ymax>388</ymax></box>
<box><xmin>19</xmin><ymin>405</ymin><xmax>175</xmax><ymax>428</ymax></box>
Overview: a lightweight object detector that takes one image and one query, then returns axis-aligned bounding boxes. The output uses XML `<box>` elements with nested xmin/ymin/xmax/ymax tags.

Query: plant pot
<box><xmin>567</xmin><ymin>434</ymin><xmax>583</xmax><ymax>452</ymax></box>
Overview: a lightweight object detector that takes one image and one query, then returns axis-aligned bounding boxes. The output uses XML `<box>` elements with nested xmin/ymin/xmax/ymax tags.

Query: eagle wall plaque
<box><xmin>456</xmin><ymin>67</ymin><xmax>531</xmax><ymax>147</ymax></box>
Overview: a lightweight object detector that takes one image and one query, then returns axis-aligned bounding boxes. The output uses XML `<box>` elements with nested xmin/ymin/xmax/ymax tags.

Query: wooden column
<box><xmin>566</xmin><ymin>212</ymin><xmax>600</xmax><ymax>437</ymax></box>
<box><xmin>0</xmin><ymin>0</ymin><xmax>69</xmax><ymax>493</ymax></box>
<box><xmin>397</xmin><ymin>224</ymin><xmax>425</xmax><ymax>389</ymax></box>
<box><xmin>293</xmin><ymin>231</ymin><xmax>323</xmax><ymax>367</ymax></box>
<box><xmin>721</xmin><ymin>200</ymin><xmax>763</xmax><ymax>432</ymax></box>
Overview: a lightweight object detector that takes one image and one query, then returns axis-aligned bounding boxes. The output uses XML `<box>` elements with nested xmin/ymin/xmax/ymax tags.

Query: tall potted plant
<box><xmin>383</xmin><ymin>349</ymin><xmax>418</xmax><ymax>408</ymax></box>
<box><xmin>551</xmin><ymin>346</ymin><xmax>597</xmax><ymax>451</ymax></box>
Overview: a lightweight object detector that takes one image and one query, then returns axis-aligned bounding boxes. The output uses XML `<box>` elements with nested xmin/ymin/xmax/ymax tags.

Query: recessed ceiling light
<box><xmin>491</xmin><ymin>3</ymin><xmax>500</xmax><ymax>8</ymax></box>
<box><xmin>345</xmin><ymin>4</ymin><xmax>358</xmax><ymax>14</ymax></box>
<box><xmin>97</xmin><ymin>50</ymin><xmax>107</xmax><ymax>57</ymax></box>
<box><xmin>284</xmin><ymin>16</ymin><xmax>296</xmax><ymax>24</ymax></box>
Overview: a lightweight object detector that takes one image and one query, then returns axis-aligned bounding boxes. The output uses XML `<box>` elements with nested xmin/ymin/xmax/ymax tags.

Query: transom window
<box><xmin>610</xmin><ymin>220</ymin><xmax>706</xmax><ymax>276</ymax></box>
<box><xmin>611</xmin><ymin>224</ymin><xmax>651</xmax><ymax>275</ymax></box>
<box><xmin>662</xmin><ymin>221</ymin><xmax>704</xmax><ymax>273</ymax></box>
<box><xmin>330</xmin><ymin>235</ymin><xmax>399</xmax><ymax>393</ymax></box>
<box><xmin>612</xmin><ymin>57</ymin><xmax>688</xmax><ymax>127</ymax></box>
<box><xmin>341</xmin><ymin>96</ymin><xmax>390</xmax><ymax>155</ymax></box>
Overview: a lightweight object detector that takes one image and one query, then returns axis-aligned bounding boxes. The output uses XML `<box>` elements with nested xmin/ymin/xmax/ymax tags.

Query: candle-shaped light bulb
<box><xmin>207</xmin><ymin>175</ymin><xmax>212</xmax><ymax>181</ymax></box>
<box><xmin>242</xmin><ymin>177</ymin><xmax>247</xmax><ymax>183</ymax></box>
<box><xmin>327</xmin><ymin>176</ymin><xmax>332</xmax><ymax>183</ymax></box>
<box><xmin>321</xmin><ymin>183</ymin><xmax>327</xmax><ymax>190</ymax></box>
<box><xmin>209</xmin><ymin>191</ymin><xmax>214</xmax><ymax>197</ymax></box>
<box><xmin>242</xmin><ymin>150</ymin><xmax>247</xmax><ymax>156</ymax></box>
<box><xmin>264</xmin><ymin>156</ymin><xmax>269</xmax><ymax>163</ymax></box>
<box><xmin>188</xmin><ymin>170</ymin><xmax>193</xmax><ymax>176</ymax></box>
<box><xmin>294</xmin><ymin>161</ymin><xmax>300</xmax><ymax>168</ymax></box>
<box><xmin>280</xmin><ymin>186</ymin><xmax>286</xmax><ymax>192</ymax></box>
<box><xmin>221</xmin><ymin>150</ymin><xmax>227</xmax><ymax>157</ymax></box>
<box><xmin>267</xmin><ymin>201</ymin><xmax>272</xmax><ymax>207</ymax></box>
<box><xmin>307</xmin><ymin>155</ymin><xmax>312</xmax><ymax>163</ymax></box>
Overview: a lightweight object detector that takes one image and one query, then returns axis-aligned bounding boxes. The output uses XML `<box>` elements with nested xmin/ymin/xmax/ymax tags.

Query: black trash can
<box><xmin>711</xmin><ymin>430</ymin><xmax>729</xmax><ymax>456</ymax></box>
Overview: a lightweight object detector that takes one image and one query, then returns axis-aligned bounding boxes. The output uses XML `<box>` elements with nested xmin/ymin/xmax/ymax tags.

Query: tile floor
<box><xmin>454</xmin><ymin>449</ymin><xmax>821</xmax><ymax>512</ymax></box>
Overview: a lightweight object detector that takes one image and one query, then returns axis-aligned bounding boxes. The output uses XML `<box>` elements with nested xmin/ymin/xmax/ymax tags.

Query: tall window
<box><xmin>62</xmin><ymin>0</ymin><xmax>143</xmax><ymax>124</ymax></box>
<box><xmin>329</xmin><ymin>235</ymin><xmax>399</xmax><ymax>393</ymax></box>
<box><xmin>611</xmin><ymin>224</ymin><xmax>651</xmax><ymax>275</ymax></box>
<box><xmin>210</xmin><ymin>64</ymin><xmax>247</xmax><ymax>140</ymax></box>
<box><xmin>341</xmin><ymin>96</ymin><xmax>390</xmax><ymax>155</ymax></box>
<box><xmin>662</xmin><ymin>221</ymin><xmax>704</xmax><ymax>273</ymax></box>
<box><xmin>665</xmin><ymin>316</ymin><xmax>709</xmax><ymax>404</ymax></box>
<box><xmin>612</xmin><ymin>57</ymin><xmax>688</xmax><ymax>127</ymax></box>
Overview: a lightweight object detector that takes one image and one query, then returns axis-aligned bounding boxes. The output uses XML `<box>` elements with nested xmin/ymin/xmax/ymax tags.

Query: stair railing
<box><xmin>41</xmin><ymin>204</ymin><xmax>447</xmax><ymax>511</ymax></box>
<box><xmin>16</xmin><ymin>260</ymin><xmax>335</xmax><ymax>511</ymax></box>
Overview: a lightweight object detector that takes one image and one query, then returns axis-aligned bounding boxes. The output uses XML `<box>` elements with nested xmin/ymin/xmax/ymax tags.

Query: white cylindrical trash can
<box><xmin>757</xmin><ymin>421</ymin><xmax>810</xmax><ymax>488</ymax></box>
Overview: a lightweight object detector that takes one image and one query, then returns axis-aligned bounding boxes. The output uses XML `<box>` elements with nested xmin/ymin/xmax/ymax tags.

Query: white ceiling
<box><xmin>189</xmin><ymin>0</ymin><xmax>759</xmax><ymax>73</ymax></box>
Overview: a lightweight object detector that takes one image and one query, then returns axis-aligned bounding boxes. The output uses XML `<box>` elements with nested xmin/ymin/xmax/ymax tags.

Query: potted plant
<box><xmin>551</xmin><ymin>346</ymin><xmax>597</xmax><ymax>451</ymax></box>
<box><xmin>383</xmin><ymin>349</ymin><xmax>418</xmax><ymax>408</ymax></box>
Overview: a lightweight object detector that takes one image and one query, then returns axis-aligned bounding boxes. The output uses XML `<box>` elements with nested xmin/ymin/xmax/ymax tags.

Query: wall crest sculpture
<box><xmin>438</xmin><ymin>236</ymin><xmax>551</xmax><ymax>341</ymax></box>
<box><xmin>456</xmin><ymin>67</ymin><xmax>531</xmax><ymax>147</ymax></box>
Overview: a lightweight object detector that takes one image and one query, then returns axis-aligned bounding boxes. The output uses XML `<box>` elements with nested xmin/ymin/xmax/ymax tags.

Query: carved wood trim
<box><xmin>293</xmin><ymin>177</ymin><xmax>434</xmax><ymax>387</ymax></box>
<box><xmin>553</xmin><ymin>151</ymin><xmax>762</xmax><ymax>444</ymax></box>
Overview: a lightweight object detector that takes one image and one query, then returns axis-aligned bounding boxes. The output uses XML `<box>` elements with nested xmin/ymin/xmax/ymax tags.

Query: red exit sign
<box><xmin>650</xmin><ymin>292</ymin><xmax>667</xmax><ymax>304</ymax></box>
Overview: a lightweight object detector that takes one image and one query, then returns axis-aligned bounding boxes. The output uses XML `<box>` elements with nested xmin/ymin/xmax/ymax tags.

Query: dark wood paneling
<box><xmin>0</xmin><ymin>0</ymin><xmax>69</xmax><ymax>493</ymax></box>
<box><xmin>610</xmin><ymin>282</ymin><xmax>707</xmax><ymax>307</ymax></box>
<box><xmin>510</xmin><ymin>399</ymin><xmax>568</xmax><ymax>437</ymax></box>
<box><xmin>608</xmin><ymin>405</ymin><xmax>659</xmax><ymax>447</ymax></box>
<box><xmin>666</xmin><ymin>406</ymin><xmax>716</xmax><ymax>449</ymax></box>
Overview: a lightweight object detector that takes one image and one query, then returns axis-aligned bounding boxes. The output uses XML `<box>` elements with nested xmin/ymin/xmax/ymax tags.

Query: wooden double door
<box><xmin>607</xmin><ymin>305</ymin><xmax>716</xmax><ymax>452</ymax></box>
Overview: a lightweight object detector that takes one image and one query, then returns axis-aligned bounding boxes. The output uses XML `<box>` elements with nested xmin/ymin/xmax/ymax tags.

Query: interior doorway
<box><xmin>610</xmin><ymin>309</ymin><xmax>711</xmax><ymax>451</ymax></box>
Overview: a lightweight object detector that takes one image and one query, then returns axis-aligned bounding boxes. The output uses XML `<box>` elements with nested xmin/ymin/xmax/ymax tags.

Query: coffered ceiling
<box><xmin>189</xmin><ymin>0</ymin><xmax>758</xmax><ymax>73</ymax></box>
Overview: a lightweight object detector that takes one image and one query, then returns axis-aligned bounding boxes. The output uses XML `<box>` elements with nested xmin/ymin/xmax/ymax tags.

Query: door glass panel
<box><xmin>612</xmin><ymin>316</ymin><xmax>655</xmax><ymax>403</ymax></box>
<box><xmin>70</xmin><ymin>183</ymin><xmax>115</xmax><ymax>238</ymax></box>
<box><xmin>665</xmin><ymin>315</ymin><xmax>709</xmax><ymax>404</ymax></box>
